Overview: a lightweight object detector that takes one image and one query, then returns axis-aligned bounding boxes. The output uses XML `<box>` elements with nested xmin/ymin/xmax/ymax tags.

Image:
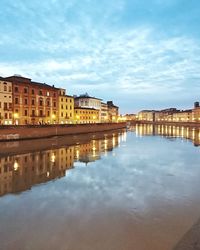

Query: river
<box><xmin>0</xmin><ymin>124</ymin><xmax>200</xmax><ymax>250</ymax></box>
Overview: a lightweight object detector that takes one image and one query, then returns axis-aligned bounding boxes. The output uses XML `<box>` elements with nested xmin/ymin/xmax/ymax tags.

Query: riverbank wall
<box><xmin>0</xmin><ymin>122</ymin><xmax>126</xmax><ymax>142</ymax></box>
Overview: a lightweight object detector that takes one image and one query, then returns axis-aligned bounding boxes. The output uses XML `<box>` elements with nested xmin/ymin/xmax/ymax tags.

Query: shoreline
<box><xmin>135</xmin><ymin>121</ymin><xmax>200</xmax><ymax>128</ymax></box>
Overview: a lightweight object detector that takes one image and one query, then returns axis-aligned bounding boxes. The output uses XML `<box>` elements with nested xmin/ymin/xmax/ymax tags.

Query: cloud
<box><xmin>0</xmin><ymin>0</ymin><xmax>200</xmax><ymax>112</ymax></box>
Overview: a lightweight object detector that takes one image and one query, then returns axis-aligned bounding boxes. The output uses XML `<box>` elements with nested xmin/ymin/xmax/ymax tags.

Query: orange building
<box><xmin>4</xmin><ymin>75</ymin><xmax>59</xmax><ymax>125</ymax></box>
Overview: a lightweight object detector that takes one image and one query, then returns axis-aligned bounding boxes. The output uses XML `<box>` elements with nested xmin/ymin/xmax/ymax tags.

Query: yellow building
<box><xmin>192</xmin><ymin>102</ymin><xmax>200</xmax><ymax>122</ymax></box>
<box><xmin>58</xmin><ymin>89</ymin><xmax>74</xmax><ymax>124</ymax></box>
<box><xmin>172</xmin><ymin>110</ymin><xmax>192</xmax><ymax>122</ymax></box>
<box><xmin>0</xmin><ymin>77</ymin><xmax>13</xmax><ymax>125</ymax></box>
<box><xmin>74</xmin><ymin>107</ymin><xmax>99</xmax><ymax>124</ymax></box>
<box><xmin>138</xmin><ymin>110</ymin><xmax>155</xmax><ymax>122</ymax></box>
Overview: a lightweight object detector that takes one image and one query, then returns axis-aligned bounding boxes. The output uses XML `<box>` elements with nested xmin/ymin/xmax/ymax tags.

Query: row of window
<box><xmin>60</xmin><ymin>105</ymin><xmax>72</xmax><ymax>110</ymax></box>
<box><xmin>60</xmin><ymin>112</ymin><xmax>73</xmax><ymax>118</ymax></box>
<box><xmin>75</xmin><ymin>110</ymin><xmax>98</xmax><ymax>114</ymax></box>
<box><xmin>0</xmin><ymin>84</ymin><xmax>12</xmax><ymax>92</ymax></box>
<box><xmin>0</xmin><ymin>102</ymin><xmax>12</xmax><ymax>110</ymax></box>
<box><xmin>60</xmin><ymin>98</ymin><xmax>73</xmax><ymax>103</ymax></box>
<box><xmin>14</xmin><ymin>87</ymin><xmax>56</xmax><ymax>97</ymax></box>
<box><xmin>14</xmin><ymin>109</ymin><xmax>56</xmax><ymax>117</ymax></box>
<box><xmin>14</xmin><ymin>98</ymin><xmax>56</xmax><ymax>107</ymax></box>
<box><xmin>0</xmin><ymin>112</ymin><xmax>12</xmax><ymax>119</ymax></box>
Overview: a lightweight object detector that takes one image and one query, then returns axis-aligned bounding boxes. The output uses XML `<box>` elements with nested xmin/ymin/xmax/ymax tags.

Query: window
<box><xmin>39</xmin><ymin>90</ymin><xmax>42</xmax><ymax>95</ymax></box>
<box><xmin>53</xmin><ymin>102</ymin><xmax>56</xmax><ymax>107</ymax></box>
<box><xmin>61</xmin><ymin>112</ymin><xmax>63</xmax><ymax>117</ymax></box>
<box><xmin>47</xmin><ymin>91</ymin><xmax>50</xmax><ymax>96</ymax></box>
<box><xmin>32</xmin><ymin>99</ymin><xmax>35</xmax><ymax>105</ymax></box>
<box><xmin>9</xmin><ymin>113</ymin><xmax>12</xmax><ymax>119</ymax></box>
<box><xmin>24</xmin><ymin>88</ymin><xmax>28</xmax><ymax>94</ymax></box>
<box><xmin>15</xmin><ymin>87</ymin><xmax>18</xmax><ymax>92</ymax></box>
<box><xmin>15</xmin><ymin>98</ymin><xmax>19</xmax><ymax>104</ymax></box>
<box><xmin>32</xmin><ymin>110</ymin><xmax>35</xmax><ymax>116</ymax></box>
<box><xmin>32</xmin><ymin>89</ymin><xmax>35</xmax><ymax>95</ymax></box>
<box><xmin>39</xmin><ymin>110</ymin><xmax>43</xmax><ymax>116</ymax></box>
<box><xmin>47</xmin><ymin>111</ymin><xmax>50</xmax><ymax>116</ymax></box>
<box><xmin>4</xmin><ymin>85</ymin><xmax>7</xmax><ymax>91</ymax></box>
<box><xmin>9</xmin><ymin>86</ymin><xmax>12</xmax><ymax>92</ymax></box>
<box><xmin>39</xmin><ymin>99</ymin><xmax>43</xmax><ymax>106</ymax></box>
<box><xmin>47</xmin><ymin>100</ymin><xmax>50</xmax><ymax>106</ymax></box>
<box><xmin>5</xmin><ymin>113</ymin><xmax>8</xmax><ymax>119</ymax></box>
<box><xmin>24</xmin><ymin>99</ymin><xmax>28</xmax><ymax>105</ymax></box>
<box><xmin>24</xmin><ymin>110</ymin><xmax>28</xmax><ymax>116</ymax></box>
<box><xmin>0</xmin><ymin>102</ymin><xmax>1</xmax><ymax>108</ymax></box>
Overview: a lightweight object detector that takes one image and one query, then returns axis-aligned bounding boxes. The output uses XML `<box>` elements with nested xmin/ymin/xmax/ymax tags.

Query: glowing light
<box><xmin>13</xmin><ymin>161</ymin><xmax>19</xmax><ymax>171</ymax></box>
<box><xmin>51</xmin><ymin>153</ymin><xmax>56</xmax><ymax>163</ymax></box>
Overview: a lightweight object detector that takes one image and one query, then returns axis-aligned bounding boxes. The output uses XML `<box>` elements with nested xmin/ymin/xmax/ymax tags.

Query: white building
<box><xmin>74</xmin><ymin>93</ymin><xmax>102</xmax><ymax>122</ymax></box>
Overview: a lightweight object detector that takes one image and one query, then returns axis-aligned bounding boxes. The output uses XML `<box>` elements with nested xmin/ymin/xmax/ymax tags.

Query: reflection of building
<box><xmin>4</xmin><ymin>75</ymin><xmax>59</xmax><ymax>125</ymax></box>
<box><xmin>0</xmin><ymin>77</ymin><xmax>13</xmax><ymax>125</ymax></box>
<box><xmin>0</xmin><ymin>132</ymin><xmax>124</xmax><ymax>197</ymax></box>
<box><xmin>58</xmin><ymin>89</ymin><xmax>74</xmax><ymax>124</ymax></box>
<box><xmin>74</xmin><ymin>107</ymin><xmax>99</xmax><ymax>124</ymax></box>
<box><xmin>135</xmin><ymin>124</ymin><xmax>200</xmax><ymax>146</ymax></box>
<box><xmin>0</xmin><ymin>147</ymin><xmax>74</xmax><ymax>197</ymax></box>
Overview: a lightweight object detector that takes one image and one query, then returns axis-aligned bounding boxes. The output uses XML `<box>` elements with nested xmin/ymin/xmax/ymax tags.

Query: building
<box><xmin>4</xmin><ymin>75</ymin><xmax>59</xmax><ymax>125</ymax></box>
<box><xmin>172</xmin><ymin>110</ymin><xmax>193</xmax><ymax>122</ymax></box>
<box><xmin>0</xmin><ymin>77</ymin><xmax>13</xmax><ymax>125</ymax></box>
<box><xmin>74</xmin><ymin>93</ymin><xmax>102</xmax><ymax>123</ymax></box>
<box><xmin>100</xmin><ymin>102</ymin><xmax>109</xmax><ymax>123</ymax></box>
<box><xmin>192</xmin><ymin>102</ymin><xmax>200</xmax><ymax>122</ymax></box>
<box><xmin>58</xmin><ymin>89</ymin><xmax>74</xmax><ymax>124</ymax></box>
<box><xmin>107</xmin><ymin>101</ymin><xmax>119</xmax><ymax>122</ymax></box>
<box><xmin>74</xmin><ymin>107</ymin><xmax>99</xmax><ymax>124</ymax></box>
<box><xmin>138</xmin><ymin>110</ymin><xmax>155</xmax><ymax>122</ymax></box>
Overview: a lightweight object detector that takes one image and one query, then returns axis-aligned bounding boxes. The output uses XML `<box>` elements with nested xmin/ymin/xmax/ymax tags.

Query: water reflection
<box><xmin>135</xmin><ymin>124</ymin><xmax>200</xmax><ymax>146</ymax></box>
<box><xmin>0</xmin><ymin>132</ymin><xmax>122</xmax><ymax>197</ymax></box>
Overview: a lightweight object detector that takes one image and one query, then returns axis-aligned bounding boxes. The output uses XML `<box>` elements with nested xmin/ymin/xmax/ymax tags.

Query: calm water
<box><xmin>0</xmin><ymin>125</ymin><xmax>200</xmax><ymax>250</ymax></box>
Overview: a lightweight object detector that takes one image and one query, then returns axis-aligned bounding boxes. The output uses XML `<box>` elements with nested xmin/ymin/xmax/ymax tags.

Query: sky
<box><xmin>0</xmin><ymin>0</ymin><xmax>200</xmax><ymax>114</ymax></box>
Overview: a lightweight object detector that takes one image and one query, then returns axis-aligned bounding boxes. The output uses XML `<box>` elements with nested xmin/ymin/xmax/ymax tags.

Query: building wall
<box><xmin>74</xmin><ymin>108</ymin><xmax>99</xmax><ymax>124</ymax></box>
<box><xmin>58</xmin><ymin>89</ymin><xmax>74</xmax><ymax>124</ymax></box>
<box><xmin>192</xmin><ymin>107</ymin><xmax>200</xmax><ymax>122</ymax></box>
<box><xmin>0</xmin><ymin>79</ymin><xmax>13</xmax><ymax>125</ymax></box>
<box><xmin>100</xmin><ymin>102</ymin><xmax>109</xmax><ymax>123</ymax></box>
<box><xmin>5</xmin><ymin>76</ymin><xmax>59</xmax><ymax>125</ymax></box>
<box><xmin>75</xmin><ymin>97</ymin><xmax>101</xmax><ymax>110</ymax></box>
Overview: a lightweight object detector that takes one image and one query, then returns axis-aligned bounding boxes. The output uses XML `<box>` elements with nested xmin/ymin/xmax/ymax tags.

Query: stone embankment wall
<box><xmin>0</xmin><ymin>123</ymin><xmax>126</xmax><ymax>141</ymax></box>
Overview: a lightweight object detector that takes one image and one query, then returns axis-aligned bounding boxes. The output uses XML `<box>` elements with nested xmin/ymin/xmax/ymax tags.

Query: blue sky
<box><xmin>0</xmin><ymin>0</ymin><xmax>200</xmax><ymax>113</ymax></box>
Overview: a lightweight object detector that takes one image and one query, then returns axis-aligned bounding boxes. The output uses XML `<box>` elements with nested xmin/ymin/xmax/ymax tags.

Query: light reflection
<box><xmin>0</xmin><ymin>132</ymin><xmax>123</xmax><ymax>197</ymax></box>
<box><xmin>135</xmin><ymin>124</ymin><xmax>200</xmax><ymax>146</ymax></box>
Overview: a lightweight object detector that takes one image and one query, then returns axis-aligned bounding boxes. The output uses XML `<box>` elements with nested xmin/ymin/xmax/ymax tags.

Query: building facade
<box><xmin>100</xmin><ymin>102</ymin><xmax>109</xmax><ymax>123</ymax></box>
<box><xmin>58</xmin><ymin>89</ymin><xmax>74</xmax><ymax>124</ymax></box>
<box><xmin>0</xmin><ymin>77</ymin><xmax>13</xmax><ymax>125</ymax></box>
<box><xmin>4</xmin><ymin>75</ymin><xmax>59</xmax><ymax>125</ymax></box>
<box><xmin>74</xmin><ymin>107</ymin><xmax>99</xmax><ymax>124</ymax></box>
<box><xmin>107</xmin><ymin>101</ymin><xmax>119</xmax><ymax>122</ymax></box>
